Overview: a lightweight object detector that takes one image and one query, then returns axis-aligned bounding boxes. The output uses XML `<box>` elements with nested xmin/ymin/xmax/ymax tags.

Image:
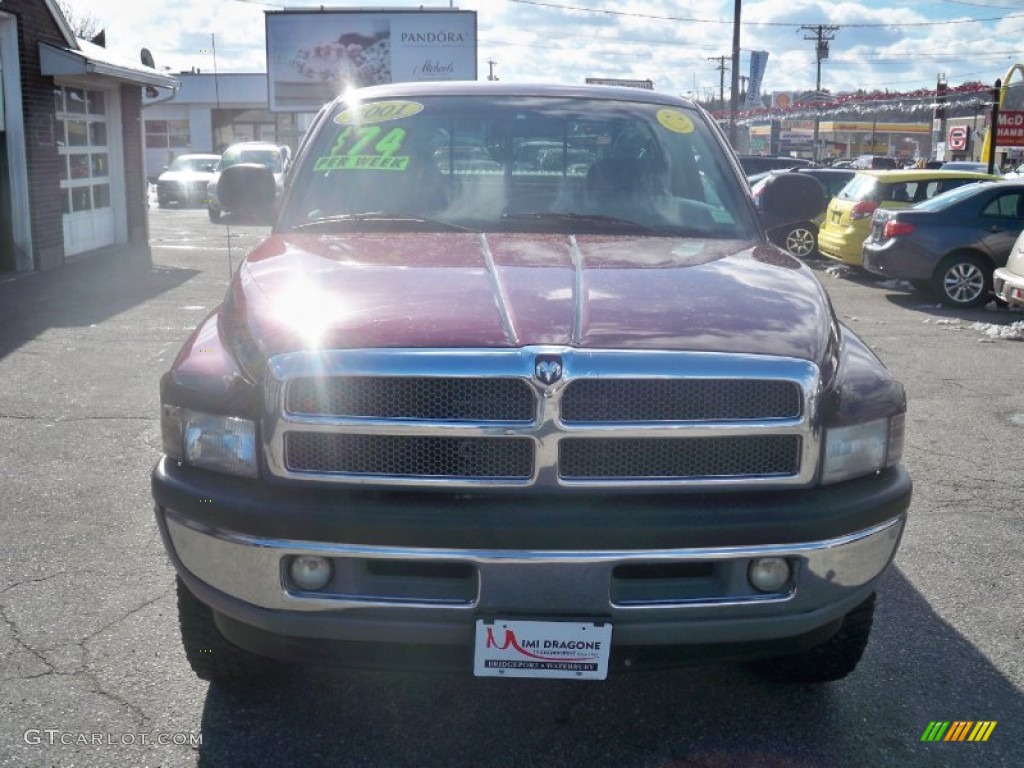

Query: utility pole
<box><xmin>987</xmin><ymin>79</ymin><xmax>1001</xmax><ymax>175</ymax></box>
<box><xmin>935</xmin><ymin>73</ymin><xmax>948</xmax><ymax>160</ymax></box>
<box><xmin>729</xmin><ymin>0</ymin><xmax>741</xmax><ymax>147</ymax></box>
<box><xmin>708</xmin><ymin>55</ymin><xmax>730</xmax><ymax>113</ymax></box>
<box><xmin>800</xmin><ymin>24</ymin><xmax>839</xmax><ymax>161</ymax></box>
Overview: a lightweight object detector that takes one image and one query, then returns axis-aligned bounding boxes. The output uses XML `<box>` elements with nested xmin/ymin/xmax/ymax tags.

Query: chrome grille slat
<box><xmin>263</xmin><ymin>348</ymin><xmax>822</xmax><ymax>489</ymax></box>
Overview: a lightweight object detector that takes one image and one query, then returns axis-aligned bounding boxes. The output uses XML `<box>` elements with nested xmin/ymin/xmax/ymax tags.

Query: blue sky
<box><xmin>68</xmin><ymin>0</ymin><xmax>1024</xmax><ymax>100</ymax></box>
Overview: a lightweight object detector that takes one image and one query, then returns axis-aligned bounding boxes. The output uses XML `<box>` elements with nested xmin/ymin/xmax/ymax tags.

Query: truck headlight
<box><xmin>161</xmin><ymin>405</ymin><xmax>258</xmax><ymax>478</ymax></box>
<box><xmin>822</xmin><ymin>414</ymin><xmax>904</xmax><ymax>485</ymax></box>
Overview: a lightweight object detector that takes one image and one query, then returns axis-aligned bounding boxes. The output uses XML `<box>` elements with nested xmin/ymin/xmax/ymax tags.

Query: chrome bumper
<box><xmin>163</xmin><ymin>507</ymin><xmax>904</xmax><ymax>644</ymax></box>
<box><xmin>994</xmin><ymin>266</ymin><xmax>1024</xmax><ymax>307</ymax></box>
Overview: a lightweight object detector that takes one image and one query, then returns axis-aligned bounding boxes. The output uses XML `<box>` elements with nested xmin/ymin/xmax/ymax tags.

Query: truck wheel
<box><xmin>176</xmin><ymin>576</ymin><xmax>276</xmax><ymax>684</ymax></box>
<box><xmin>748</xmin><ymin>593</ymin><xmax>875</xmax><ymax>683</ymax></box>
<box><xmin>207</xmin><ymin>206</ymin><xmax>221</xmax><ymax>222</ymax></box>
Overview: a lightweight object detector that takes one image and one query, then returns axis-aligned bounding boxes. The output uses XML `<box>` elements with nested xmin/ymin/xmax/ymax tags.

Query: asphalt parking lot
<box><xmin>0</xmin><ymin>204</ymin><xmax>1021</xmax><ymax>768</ymax></box>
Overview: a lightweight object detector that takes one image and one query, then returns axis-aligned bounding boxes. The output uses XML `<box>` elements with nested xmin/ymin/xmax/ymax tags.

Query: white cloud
<box><xmin>65</xmin><ymin>0</ymin><xmax>1024</xmax><ymax>98</ymax></box>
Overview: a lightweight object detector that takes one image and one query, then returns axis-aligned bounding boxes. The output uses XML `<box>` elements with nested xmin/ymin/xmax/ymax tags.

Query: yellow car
<box><xmin>816</xmin><ymin>169</ymin><xmax>999</xmax><ymax>266</ymax></box>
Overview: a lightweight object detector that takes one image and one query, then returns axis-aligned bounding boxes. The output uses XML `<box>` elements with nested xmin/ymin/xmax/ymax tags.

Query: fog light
<box><xmin>289</xmin><ymin>556</ymin><xmax>333</xmax><ymax>591</ymax></box>
<box><xmin>748</xmin><ymin>557</ymin><xmax>792</xmax><ymax>592</ymax></box>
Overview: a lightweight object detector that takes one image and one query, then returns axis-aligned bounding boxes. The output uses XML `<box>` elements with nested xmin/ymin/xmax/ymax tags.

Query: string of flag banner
<box><xmin>715</xmin><ymin>82</ymin><xmax>993</xmax><ymax>126</ymax></box>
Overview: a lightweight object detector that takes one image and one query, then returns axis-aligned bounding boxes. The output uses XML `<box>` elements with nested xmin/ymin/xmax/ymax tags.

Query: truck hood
<box><xmin>224</xmin><ymin>232</ymin><xmax>838</xmax><ymax>364</ymax></box>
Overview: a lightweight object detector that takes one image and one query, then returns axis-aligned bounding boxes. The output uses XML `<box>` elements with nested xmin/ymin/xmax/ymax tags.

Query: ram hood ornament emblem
<box><xmin>534</xmin><ymin>356</ymin><xmax>563</xmax><ymax>385</ymax></box>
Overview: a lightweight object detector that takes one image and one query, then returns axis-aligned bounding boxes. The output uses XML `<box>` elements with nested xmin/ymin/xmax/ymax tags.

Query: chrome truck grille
<box><xmin>263</xmin><ymin>348</ymin><xmax>822</xmax><ymax>489</ymax></box>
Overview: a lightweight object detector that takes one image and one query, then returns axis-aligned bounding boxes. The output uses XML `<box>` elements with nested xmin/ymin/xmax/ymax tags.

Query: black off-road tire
<box><xmin>176</xmin><ymin>576</ymin><xmax>277</xmax><ymax>684</ymax></box>
<box><xmin>207</xmin><ymin>205</ymin><xmax>221</xmax><ymax>222</ymax></box>
<box><xmin>748</xmin><ymin>593</ymin><xmax>875</xmax><ymax>684</ymax></box>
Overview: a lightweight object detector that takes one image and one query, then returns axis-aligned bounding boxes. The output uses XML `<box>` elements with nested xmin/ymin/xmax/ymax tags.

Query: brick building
<box><xmin>0</xmin><ymin>0</ymin><xmax>176</xmax><ymax>272</ymax></box>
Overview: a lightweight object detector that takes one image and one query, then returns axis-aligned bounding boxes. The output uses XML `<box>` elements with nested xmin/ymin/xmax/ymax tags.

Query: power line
<box><xmin>504</xmin><ymin>0</ymin><xmax>1024</xmax><ymax>28</ymax></box>
<box><xmin>480</xmin><ymin>31</ymin><xmax>1024</xmax><ymax>63</ymax></box>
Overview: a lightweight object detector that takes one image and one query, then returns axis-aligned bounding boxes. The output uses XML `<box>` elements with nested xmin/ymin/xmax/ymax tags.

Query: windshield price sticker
<box><xmin>334</xmin><ymin>100</ymin><xmax>424</xmax><ymax>126</ymax></box>
<box><xmin>313</xmin><ymin>154</ymin><xmax>409</xmax><ymax>172</ymax></box>
<box><xmin>314</xmin><ymin>125</ymin><xmax>409</xmax><ymax>173</ymax></box>
<box><xmin>473</xmin><ymin>619</ymin><xmax>612</xmax><ymax>680</ymax></box>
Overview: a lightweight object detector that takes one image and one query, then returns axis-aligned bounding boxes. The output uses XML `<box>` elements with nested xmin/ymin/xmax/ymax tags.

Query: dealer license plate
<box><xmin>473</xmin><ymin>619</ymin><xmax>612</xmax><ymax>680</ymax></box>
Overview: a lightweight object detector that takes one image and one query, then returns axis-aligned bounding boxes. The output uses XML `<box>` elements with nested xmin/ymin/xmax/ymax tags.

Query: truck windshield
<box><xmin>279</xmin><ymin>94</ymin><xmax>757</xmax><ymax>239</ymax></box>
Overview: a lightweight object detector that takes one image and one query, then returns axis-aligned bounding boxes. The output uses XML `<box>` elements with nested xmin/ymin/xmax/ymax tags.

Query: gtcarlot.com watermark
<box><xmin>24</xmin><ymin>729</ymin><xmax>202</xmax><ymax>747</ymax></box>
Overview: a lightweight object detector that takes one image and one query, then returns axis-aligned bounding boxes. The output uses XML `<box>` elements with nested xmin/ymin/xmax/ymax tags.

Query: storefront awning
<box><xmin>39</xmin><ymin>40</ymin><xmax>178</xmax><ymax>89</ymax></box>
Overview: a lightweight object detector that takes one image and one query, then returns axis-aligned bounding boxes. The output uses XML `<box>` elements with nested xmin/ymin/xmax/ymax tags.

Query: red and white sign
<box><xmin>474</xmin><ymin>619</ymin><xmax>612</xmax><ymax>680</ymax></box>
<box><xmin>996</xmin><ymin>111</ymin><xmax>1024</xmax><ymax>148</ymax></box>
<box><xmin>948</xmin><ymin>125</ymin><xmax>968</xmax><ymax>151</ymax></box>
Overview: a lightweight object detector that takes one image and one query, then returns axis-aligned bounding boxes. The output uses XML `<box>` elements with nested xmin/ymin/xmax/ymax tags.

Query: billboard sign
<box><xmin>996</xmin><ymin>110</ymin><xmax>1024</xmax><ymax>147</ymax></box>
<box><xmin>265</xmin><ymin>10</ymin><xmax>478</xmax><ymax>112</ymax></box>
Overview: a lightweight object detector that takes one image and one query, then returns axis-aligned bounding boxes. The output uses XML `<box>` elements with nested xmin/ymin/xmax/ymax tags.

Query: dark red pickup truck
<box><xmin>153</xmin><ymin>82</ymin><xmax>910</xmax><ymax>685</ymax></box>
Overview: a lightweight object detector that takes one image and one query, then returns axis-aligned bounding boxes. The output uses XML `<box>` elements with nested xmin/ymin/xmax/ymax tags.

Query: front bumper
<box><xmin>157</xmin><ymin>180</ymin><xmax>208</xmax><ymax>207</ymax></box>
<box><xmin>153</xmin><ymin>459</ymin><xmax>911</xmax><ymax>658</ymax></box>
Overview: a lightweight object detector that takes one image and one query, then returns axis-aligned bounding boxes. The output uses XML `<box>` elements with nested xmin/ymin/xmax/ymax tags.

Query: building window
<box><xmin>145</xmin><ymin>119</ymin><xmax>190</xmax><ymax>149</ymax></box>
<box><xmin>56</xmin><ymin>87</ymin><xmax>111</xmax><ymax>213</ymax></box>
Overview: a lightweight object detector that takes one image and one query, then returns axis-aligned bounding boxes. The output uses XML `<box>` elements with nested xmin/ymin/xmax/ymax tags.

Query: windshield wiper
<box><xmin>288</xmin><ymin>212</ymin><xmax>476</xmax><ymax>233</ymax></box>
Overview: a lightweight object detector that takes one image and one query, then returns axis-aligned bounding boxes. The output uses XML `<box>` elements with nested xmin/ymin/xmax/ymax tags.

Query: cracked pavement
<box><xmin>0</xmin><ymin>212</ymin><xmax>266</xmax><ymax>767</ymax></box>
<box><xmin>0</xmin><ymin>214</ymin><xmax>1021</xmax><ymax>768</ymax></box>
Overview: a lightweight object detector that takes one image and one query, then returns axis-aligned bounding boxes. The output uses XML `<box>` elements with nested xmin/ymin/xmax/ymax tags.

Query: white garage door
<box><xmin>56</xmin><ymin>86</ymin><xmax>115</xmax><ymax>256</ymax></box>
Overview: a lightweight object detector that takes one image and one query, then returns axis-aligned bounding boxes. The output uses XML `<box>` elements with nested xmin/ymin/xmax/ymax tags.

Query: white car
<box><xmin>156</xmin><ymin>154</ymin><xmax>220</xmax><ymax>208</ymax></box>
<box><xmin>207</xmin><ymin>142</ymin><xmax>289</xmax><ymax>221</ymax></box>
<box><xmin>994</xmin><ymin>229</ymin><xmax>1024</xmax><ymax>308</ymax></box>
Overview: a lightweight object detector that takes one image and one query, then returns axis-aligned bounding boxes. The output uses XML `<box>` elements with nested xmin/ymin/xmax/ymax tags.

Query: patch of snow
<box><xmin>878</xmin><ymin>279</ymin><xmax>914</xmax><ymax>291</ymax></box>
<box><xmin>970</xmin><ymin>320</ymin><xmax>1024</xmax><ymax>341</ymax></box>
<box><xmin>824</xmin><ymin>265</ymin><xmax>852</xmax><ymax>278</ymax></box>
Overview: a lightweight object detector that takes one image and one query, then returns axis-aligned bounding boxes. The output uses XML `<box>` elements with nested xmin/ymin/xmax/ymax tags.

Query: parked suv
<box><xmin>750</xmin><ymin>167</ymin><xmax>856</xmax><ymax>257</ymax></box>
<box><xmin>153</xmin><ymin>82</ymin><xmax>910</xmax><ymax>687</ymax></box>
<box><xmin>206</xmin><ymin>141</ymin><xmax>290</xmax><ymax>221</ymax></box>
<box><xmin>156</xmin><ymin>153</ymin><xmax>220</xmax><ymax>208</ymax></box>
<box><xmin>817</xmin><ymin>168</ymin><xmax>998</xmax><ymax>265</ymax></box>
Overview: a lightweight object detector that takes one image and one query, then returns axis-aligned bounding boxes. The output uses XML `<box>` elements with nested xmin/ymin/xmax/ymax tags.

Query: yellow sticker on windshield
<box><xmin>656</xmin><ymin>109</ymin><xmax>694</xmax><ymax>134</ymax></box>
<box><xmin>334</xmin><ymin>100</ymin><xmax>424</xmax><ymax>126</ymax></box>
